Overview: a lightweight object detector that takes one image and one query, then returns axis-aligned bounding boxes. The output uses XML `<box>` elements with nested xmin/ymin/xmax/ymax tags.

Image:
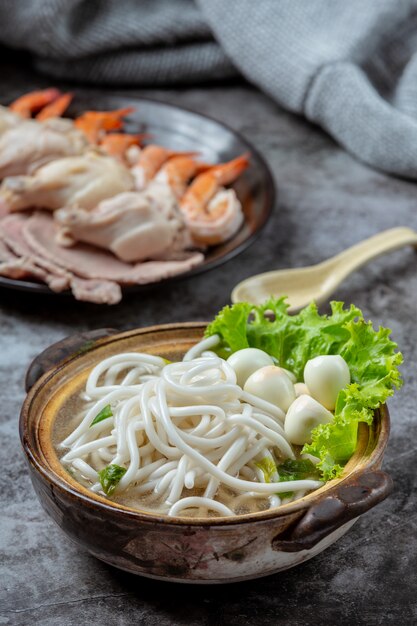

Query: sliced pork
<box><xmin>0</xmin><ymin>198</ymin><xmax>10</xmax><ymax>218</ymax></box>
<box><xmin>0</xmin><ymin>257</ymin><xmax>49</xmax><ymax>282</ymax></box>
<box><xmin>0</xmin><ymin>237</ymin><xmax>17</xmax><ymax>262</ymax></box>
<box><xmin>0</xmin><ymin>214</ymin><xmax>70</xmax><ymax>291</ymax></box>
<box><xmin>0</xmin><ymin>226</ymin><xmax>55</xmax><ymax>283</ymax></box>
<box><xmin>0</xmin><ymin>150</ymin><xmax>134</xmax><ymax>212</ymax></box>
<box><xmin>24</xmin><ymin>212</ymin><xmax>204</xmax><ymax>284</ymax></box>
<box><xmin>0</xmin><ymin>233</ymin><xmax>47</xmax><ymax>281</ymax></box>
<box><xmin>0</xmin><ymin>214</ymin><xmax>121</xmax><ymax>302</ymax></box>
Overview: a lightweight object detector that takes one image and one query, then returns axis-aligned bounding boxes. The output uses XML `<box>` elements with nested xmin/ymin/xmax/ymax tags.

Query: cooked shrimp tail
<box><xmin>131</xmin><ymin>145</ymin><xmax>199</xmax><ymax>189</ymax></box>
<box><xmin>74</xmin><ymin>107</ymin><xmax>135</xmax><ymax>143</ymax></box>
<box><xmin>99</xmin><ymin>133</ymin><xmax>149</xmax><ymax>159</ymax></box>
<box><xmin>9</xmin><ymin>88</ymin><xmax>61</xmax><ymax>117</ymax></box>
<box><xmin>36</xmin><ymin>93</ymin><xmax>74</xmax><ymax>121</ymax></box>
<box><xmin>154</xmin><ymin>154</ymin><xmax>211</xmax><ymax>198</ymax></box>
<box><xmin>208</xmin><ymin>153</ymin><xmax>250</xmax><ymax>185</ymax></box>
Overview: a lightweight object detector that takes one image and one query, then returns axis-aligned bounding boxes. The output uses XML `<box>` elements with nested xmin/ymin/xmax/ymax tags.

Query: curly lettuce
<box><xmin>205</xmin><ymin>299</ymin><xmax>402</xmax><ymax>480</ymax></box>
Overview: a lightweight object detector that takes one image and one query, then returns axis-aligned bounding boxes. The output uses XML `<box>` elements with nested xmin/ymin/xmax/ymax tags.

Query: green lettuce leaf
<box><xmin>206</xmin><ymin>299</ymin><xmax>360</xmax><ymax>379</ymax></box>
<box><xmin>206</xmin><ymin>299</ymin><xmax>402</xmax><ymax>480</ymax></box>
<box><xmin>206</xmin><ymin>301</ymin><xmax>252</xmax><ymax>359</ymax></box>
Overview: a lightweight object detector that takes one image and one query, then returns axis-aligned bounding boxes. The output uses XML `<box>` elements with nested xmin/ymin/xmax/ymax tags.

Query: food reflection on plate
<box><xmin>0</xmin><ymin>89</ymin><xmax>250</xmax><ymax>304</ymax></box>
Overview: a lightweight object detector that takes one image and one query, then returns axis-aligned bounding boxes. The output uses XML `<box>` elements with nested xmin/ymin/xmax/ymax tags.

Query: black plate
<box><xmin>0</xmin><ymin>94</ymin><xmax>275</xmax><ymax>297</ymax></box>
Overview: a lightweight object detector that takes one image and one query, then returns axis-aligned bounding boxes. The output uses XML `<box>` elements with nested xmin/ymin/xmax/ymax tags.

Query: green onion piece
<box><xmin>98</xmin><ymin>464</ymin><xmax>127</xmax><ymax>496</ymax></box>
<box><xmin>90</xmin><ymin>404</ymin><xmax>113</xmax><ymax>427</ymax></box>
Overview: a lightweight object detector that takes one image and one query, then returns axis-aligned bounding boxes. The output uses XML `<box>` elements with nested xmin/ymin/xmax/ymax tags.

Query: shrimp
<box><xmin>131</xmin><ymin>145</ymin><xmax>197</xmax><ymax>190</ymax></box>
<box><xmin>9</xmin><ymin>88</ymin><xmax>61</xmax><ymax>117</ymax></box>
<box><xmin>153</xmin><ymin>154</ymin><xmax>209</xmax><ymax>198</ymax></box>
<box><xmin>36</xmin><ymin>93</ymin><xmax>73</xmax><ymax>121</ymax></box>
<box><xmin>99</xmin><ymin>133</ymin><xmax>148</xmax><ymax>161</ymax></box>
<box><xmin>179</xmin><ymin>154</ymin><xmax>249</xmax><ymax>245</ymax></box>
<box><xmin>74</xmin><ymin>107</ymin><xmax>135</xmax><ymax>144</ymax></box>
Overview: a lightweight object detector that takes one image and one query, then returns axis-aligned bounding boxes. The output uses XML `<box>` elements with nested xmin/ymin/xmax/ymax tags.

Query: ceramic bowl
<box><xmin>20</xmin><ymin>324</ymin><xmax>393</xmax><ymax>584</ymax></box>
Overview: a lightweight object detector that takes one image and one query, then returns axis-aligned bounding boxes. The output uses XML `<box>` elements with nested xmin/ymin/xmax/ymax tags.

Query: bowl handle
<box><xmin>272</xmin><ymin>469</ymin><xmax>393</xmax><ymax>553</ymax></box>
<box><xmin>25</xmin><ymin>328</ymin><xmax>118</xmax><ymax>392</ymax></box>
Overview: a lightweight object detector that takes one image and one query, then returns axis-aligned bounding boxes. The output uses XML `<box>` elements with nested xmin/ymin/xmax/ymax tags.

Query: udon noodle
<box><xmin>58</xmin><ymin>336</ymin><xmax>323</xmax><ymax>517</ymax></box>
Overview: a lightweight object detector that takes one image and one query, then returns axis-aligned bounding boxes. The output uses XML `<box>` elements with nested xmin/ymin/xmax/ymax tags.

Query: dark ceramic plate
<box><xmin>0</xmin><ymin>94</ymin><xmax>275</xmax><ymax>298</ymax></box>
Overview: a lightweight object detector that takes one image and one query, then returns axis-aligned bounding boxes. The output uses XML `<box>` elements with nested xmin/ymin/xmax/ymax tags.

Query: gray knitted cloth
<box><xmin>2</xmin><ymin>0</ymin><xmax>417</xmax><ymax>178</ymax></box>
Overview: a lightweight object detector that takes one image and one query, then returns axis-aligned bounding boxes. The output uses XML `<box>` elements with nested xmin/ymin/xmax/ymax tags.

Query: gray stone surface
<box><xmin>0</xmin><ymin>54</ymin><xmax>416</xmax><ymax>625</ymax></box>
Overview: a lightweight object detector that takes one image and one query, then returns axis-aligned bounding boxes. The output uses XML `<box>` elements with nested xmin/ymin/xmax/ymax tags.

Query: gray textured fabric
<box><xmin>2</xmin><ymin>0</ymin><xmax>417</xmax><ymax>177</ymax></box>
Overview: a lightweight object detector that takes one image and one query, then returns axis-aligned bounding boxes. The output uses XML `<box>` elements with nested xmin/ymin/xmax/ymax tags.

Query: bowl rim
<box><xmin>20</xmin><ymin>322</ymin><xmax>391</xmax><ymax>527</ymax></box>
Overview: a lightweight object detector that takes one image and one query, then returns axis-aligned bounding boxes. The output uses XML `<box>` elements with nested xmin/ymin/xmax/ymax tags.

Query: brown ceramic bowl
<box><xmin>20</xmin><ymin>324</ymin><xmax>393</xmax><ymax>584</ymax></box>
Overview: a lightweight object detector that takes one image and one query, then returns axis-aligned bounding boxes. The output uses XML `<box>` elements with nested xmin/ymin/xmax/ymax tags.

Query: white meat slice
<box><xmin>0</xmin><ymin>117</ymin><xmax>87</xmax><ymax>178</ymax></box>
<box><xmin>0</xmin><ymin>150</ymin><xmax>134</xmax><ymax>212</ymax></box>
<box><xmin>0</xmin><ymin>105</ymin><xmax>22</xmax><ymax>136</ymax></box>
<box><xmin>55</xmin><ymin>188</ymin><xmax>192</xmax><ymax>263</ymax></box>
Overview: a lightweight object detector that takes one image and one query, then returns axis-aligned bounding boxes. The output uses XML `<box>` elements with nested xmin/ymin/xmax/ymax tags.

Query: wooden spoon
<box><xmin>231</xmin><ymin>227</ymin><xmax>417</xmax><ymax>311</ymax></box>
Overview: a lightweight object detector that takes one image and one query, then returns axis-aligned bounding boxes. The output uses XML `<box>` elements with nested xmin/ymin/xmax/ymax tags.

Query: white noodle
<box><xmin>168</xmin><ymin>497</ymin><xmax>234</xmax><ymax>517</ymax></box>
<box><xmin>183</xmin><ymin>334</ymin><xmax>220</xmax><ymax>361</ymax></box>
<box><xmin>71</xmin><ymin>459</ymin><xmax>98</xmax><ymax>482</ymax></box>
<box><xmin>59</xmin><ymin>342</ymin><xmax>323</xmax><ymax>518</ymax></box>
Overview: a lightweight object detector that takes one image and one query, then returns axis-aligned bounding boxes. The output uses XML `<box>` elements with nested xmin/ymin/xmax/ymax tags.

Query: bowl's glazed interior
<box><xmin>22</xmin><ymin>323</ymin><xmax>389</xmax><ymax>525</ymax></box>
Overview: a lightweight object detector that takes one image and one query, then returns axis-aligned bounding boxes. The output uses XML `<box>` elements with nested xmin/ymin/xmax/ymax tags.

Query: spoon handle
<box><xmin>323</xmin><ymin>227</ymin><xmax>417</xmax><ymax>282</ymax></box>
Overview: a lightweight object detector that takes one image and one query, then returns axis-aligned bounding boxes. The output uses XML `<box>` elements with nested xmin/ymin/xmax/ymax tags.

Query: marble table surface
<box><xmin>0</xmin><ymin>54</ymin><xmax>416</xmax><ymax>626</ymax></box>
